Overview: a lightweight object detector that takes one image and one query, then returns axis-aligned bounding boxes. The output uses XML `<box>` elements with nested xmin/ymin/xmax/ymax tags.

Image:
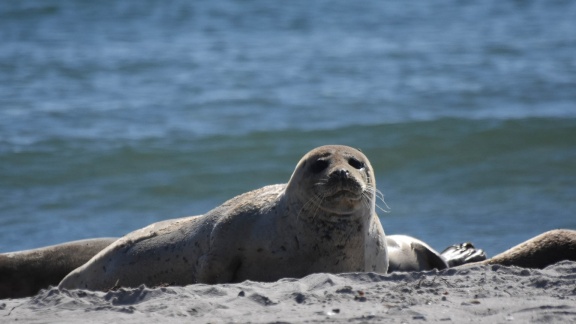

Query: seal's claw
<box><xmin>441</xmin><ymin>242</ymin><xmax>487</xmax><ymax>267</ymax></box>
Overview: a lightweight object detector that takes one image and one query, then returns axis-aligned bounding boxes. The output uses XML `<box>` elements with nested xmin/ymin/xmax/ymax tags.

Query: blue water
<box><xmin>1</xmin><ymin>1</ymin><xmax>575</xmax><ymax>257</ymax></box>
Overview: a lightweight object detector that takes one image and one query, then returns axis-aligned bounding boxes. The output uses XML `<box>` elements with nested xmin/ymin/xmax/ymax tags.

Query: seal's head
<box><xmin>286</xmin><ymin>145</ymin><xmax>375</xmax><ymax>217</ymax></box>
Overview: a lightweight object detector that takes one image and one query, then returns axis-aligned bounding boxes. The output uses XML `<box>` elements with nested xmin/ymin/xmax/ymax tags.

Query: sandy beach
<box><xmin>2</xmin><ymin>2</ymin><xmax>576</xmax><ymax>323</ymax></box>
<box><xmin>2</xmin><ymin>261</ymin><xmax>575</xmax><ymax>323</ymax></box>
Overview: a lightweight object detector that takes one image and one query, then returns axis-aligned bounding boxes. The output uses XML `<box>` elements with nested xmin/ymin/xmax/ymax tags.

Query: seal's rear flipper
<box><xmin>0</xmin><ymin>238</ymin><xmax>117</xmax><ymax>299</ymax></box>
<box><xmin>441</xmin><ymin>242</ymin><xmax>487</xmax><ymax>267</ymax></box>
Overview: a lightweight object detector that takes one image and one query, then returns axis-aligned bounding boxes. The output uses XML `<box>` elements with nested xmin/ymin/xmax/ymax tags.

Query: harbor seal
<box><xmin>0</xmin><ymin>238</ymin><xmax>117</xmax><ymax>299</ymax></box>
<box><xmin>387</xmin><ymin>235</ymin><xmax>454</xmax><ymax>272</ymax></box>
<box><xmin>478</xmin><ymin>229</ymin><xmax>576</xmax><ymax>269</ymax></box>
<box><xmin>58</xmin><ymin>145</ymin><xmax>388</xmax><ymax>290</ymax></box>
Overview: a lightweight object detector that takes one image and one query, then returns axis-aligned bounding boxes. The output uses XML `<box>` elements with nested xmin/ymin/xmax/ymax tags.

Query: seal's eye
<box><xmin>310</xmin><ymin>159</ymin><xmax>329</xmax><ymax>174</ymax></box>
<box><xmin>348</xmin><ymin>158</ymin><xmax>365</xmax><ymax>170</ymax></box>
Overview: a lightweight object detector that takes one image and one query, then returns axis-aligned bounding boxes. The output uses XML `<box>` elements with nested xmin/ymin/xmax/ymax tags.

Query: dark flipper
<box><xmin>441</xmin><ymin>242</ymin><xmax>487</xmax><ymax>267</ymax></box>
<box><xmin>412</xmin><ymin>242</ymin><xmax>450</xmax><ymax>271</ymax></box>
<box><xmin>0</xmin><ymin>238</ymin><xmax>117</xmax><ymax>299</ymax></box>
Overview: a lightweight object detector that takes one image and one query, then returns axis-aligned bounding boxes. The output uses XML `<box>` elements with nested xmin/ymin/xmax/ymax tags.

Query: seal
<box><xmin>387</xmin><ymin>235</ymin><xmax>452</xmax><ymax>272</ymax></box>
<box><xmin>58</xmin><ymin>145</ymin><xmax>389</xmax><ymax>291</ymax></box>
<box><xmin>0</xmin><ymin>238</ymin><xmax>117</xmax><ymax>299</ymax></box>
<box><xmin>478</xmin><ymin>229</ymin><xmax>576</xmax><ymax>269</ymax></box>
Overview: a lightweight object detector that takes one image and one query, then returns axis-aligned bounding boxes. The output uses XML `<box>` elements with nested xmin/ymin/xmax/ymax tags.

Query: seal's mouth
<box><xmin>325</xmin><ymin>189</ymin><xmax>363</xmax><ymax>201</ymax></box>
<box><xmin>315</xmin><ymin>186</ymin><xmax>367</xmax><ymax>216</ymax></box>
<box><xmin>320</xmin><ymin>174</ymin><xmax>364</xmax><ymax>201</ymax></box>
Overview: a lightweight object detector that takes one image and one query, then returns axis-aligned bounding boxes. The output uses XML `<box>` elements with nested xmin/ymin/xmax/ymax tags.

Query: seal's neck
<box><xmin>285</xmin><ymin>195</ymin><xmax>373</xmax><ymax>239</ymax></box>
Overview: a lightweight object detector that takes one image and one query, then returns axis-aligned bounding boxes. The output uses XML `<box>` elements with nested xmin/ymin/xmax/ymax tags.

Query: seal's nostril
<box><xmin>334</xmin><ymin>169</ymin><xmax>349</xmax><ymax>179</ymax></box>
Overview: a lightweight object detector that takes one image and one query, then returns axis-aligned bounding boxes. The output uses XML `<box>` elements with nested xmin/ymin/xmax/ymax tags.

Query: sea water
<box><xmin>1</xmin><ymin>0</ymin><xmax>575</xmax><ymax>257</ymax></box>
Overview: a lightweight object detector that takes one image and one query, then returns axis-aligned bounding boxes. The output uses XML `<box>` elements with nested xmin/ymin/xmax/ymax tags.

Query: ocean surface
<box><xmin>1</xmin><ymin>0</ymin><xmax>575</xmax><ymax>258</ymax></box>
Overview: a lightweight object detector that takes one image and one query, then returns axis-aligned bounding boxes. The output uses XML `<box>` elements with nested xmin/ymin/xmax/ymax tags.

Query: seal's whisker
<box><xmin>360</xmin><ymin>192</ymin><xmax>372</xmax><ymax>211</ymax></box>
<box><xmin>297</xmin><ymin>196</ymin><xmax>317</xmax><ymax>221</ymax></box>
<box><xmin>297</xmin><ymin>192</ymin><xmax>324</xmax><ymax>222</ymax></box>
<box><xmin>375</xmin><ymin>202</ymin><xmax>390</xmax><ymax>214</ymax></box>
<box><xmin>310</xmin><ymin>192</ymin><xmax>325</xmax><ymax>221</ymax></box>
<box><xmin>363</xmin><ymin>189</ymin><xmax>376</xmax><ymax>209</ymax></box>
<box><xmin>367</xmin><ymin>186</ymin><xmax>390</xmax><ymax>213</ymax></box>
<box><xmin>372</xmin><ymin>187</ymin><xmax>385</xmax><ymax>202</ymax></box>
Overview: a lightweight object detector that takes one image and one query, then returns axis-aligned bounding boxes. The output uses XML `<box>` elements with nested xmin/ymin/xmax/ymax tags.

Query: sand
<box><xmin>2</xmin><ymin>261</ymin><xmax>575</xmax><ymax>323</ymax></box>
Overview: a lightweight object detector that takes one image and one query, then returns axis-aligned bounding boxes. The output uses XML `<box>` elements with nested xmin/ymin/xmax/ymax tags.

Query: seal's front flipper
<box><xmin>441</xmin><ymin>242</ymin><xmax>487</xmax><ymax>267</ymax></box>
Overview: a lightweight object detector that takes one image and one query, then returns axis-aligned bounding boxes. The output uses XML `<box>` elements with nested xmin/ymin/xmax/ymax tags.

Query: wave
<box><xmin>3</xmin><ymin>117</ymin><xmax>574</xmax><ymax>189</ymax></box>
